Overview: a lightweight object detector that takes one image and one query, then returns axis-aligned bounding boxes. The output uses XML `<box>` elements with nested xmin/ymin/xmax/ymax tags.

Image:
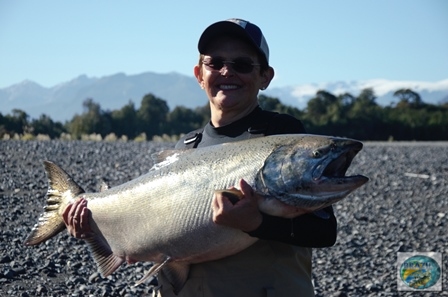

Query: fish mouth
<box><xmin>316</xmin><ymin>142</ymin><xmax>369</xmax><ymax>188</ymax></box>
<box><xmin>281</xmin><ymin>140</ymin><xmax>370</xmax><ymax>210</ymax></box>
<box><xmin>323</xmin><ymin>149</ymin><xmax>356</xmax><ymax>177</ymax></box>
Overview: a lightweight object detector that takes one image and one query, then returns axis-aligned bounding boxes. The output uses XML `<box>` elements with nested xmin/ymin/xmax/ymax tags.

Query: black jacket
<box><xmin>175</xmin><ymin>106</ymin><xmax>337</xmax><ymax>247</ymax></box>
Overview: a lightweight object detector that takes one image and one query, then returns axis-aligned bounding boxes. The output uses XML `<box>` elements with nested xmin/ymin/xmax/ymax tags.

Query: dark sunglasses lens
<box><xmin>208</xmin><ymin>58</ymin><xmax>224</xmax><ymax>70</ymax></box>
<box><xmin>204</xmin><ymin>58</ymin><xmax>255</xmax><ymax>73</ymax></box>
<box><xmin>232</xmin><ymin>59</ymin><xmax>254</xmax><ymax>73</ymax></box>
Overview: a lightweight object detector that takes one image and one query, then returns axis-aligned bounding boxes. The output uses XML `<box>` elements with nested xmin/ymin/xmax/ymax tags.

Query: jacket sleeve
<box><xmin>246</xmin><ymin>206</ymin><xmax>337</xmax><ymax>247</ymax></box>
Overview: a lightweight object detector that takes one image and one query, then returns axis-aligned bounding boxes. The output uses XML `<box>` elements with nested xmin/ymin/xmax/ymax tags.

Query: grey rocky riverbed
<box><xmin>1</xmin><ymin>140</ymin><xmax>447</xmax><ymax>296</ymax></box>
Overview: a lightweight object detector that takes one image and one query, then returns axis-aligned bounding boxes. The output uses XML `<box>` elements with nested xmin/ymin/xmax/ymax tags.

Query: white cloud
<box><xmin>290</xmin><ymin>79</ymin><xmax>448</xmax><ymax>98</ymax></box>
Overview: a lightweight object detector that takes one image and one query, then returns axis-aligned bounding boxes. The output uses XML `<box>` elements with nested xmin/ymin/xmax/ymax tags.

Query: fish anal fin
<box><xmin>85</xmin><ymin>236</ymin><xmax>124</xmax><ymax>277</ymax></box>
<box><xmin>161</xmin><ymin>261</ymin><xmax>190</xmax><ymax>295</ymax></box>
<box><xmin>215</xmin><ymin>189</ymin><xmax>244</xmax><ymax>205</ymax></box>
<box><xmin>134</xmin><ymin>256</ymin><xmax>171</xmax><ymax>287</ymax></box>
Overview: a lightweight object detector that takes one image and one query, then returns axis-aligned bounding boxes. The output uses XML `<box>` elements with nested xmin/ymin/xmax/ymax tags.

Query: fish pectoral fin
<box><xmin>134</xmin><ymin>256</ymin><xmax>171</xmax><ymax>287</ymax></box>
<box><xmin>161</xmin><ymin>261</ymin><xmax>190</xmax><ymax>295</ymax></box>
<box><xmin>215</xmin><ymin>189</ymin><xmax>244</xmax><ymax>205</ymax></box>
<box><xmin>85</xmin><ymin>236</ymin><xmax>124</xmax><ymax>277</ymax></box>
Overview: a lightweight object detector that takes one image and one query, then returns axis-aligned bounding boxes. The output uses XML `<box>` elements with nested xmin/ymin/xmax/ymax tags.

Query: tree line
<box><xmin>1</xmin><ymin>88</ymin><xmax>447</xmax><ymax>141</ymax></box>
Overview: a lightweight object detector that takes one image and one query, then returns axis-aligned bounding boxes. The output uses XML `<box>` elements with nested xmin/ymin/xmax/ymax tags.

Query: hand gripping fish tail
<box><xmin>24</xmin><ymin>161</ymin><xmax>84</xmax><ymax>246</ymax></box>
<box><xmin>23</xmin><ymin>161</ymin><xmax>127</xmax><ymax>278</ymax></box>
<box><xmin>23</xmin><ymin>134</ymin><xmax>369</xmax><ymax>295</ymax></box>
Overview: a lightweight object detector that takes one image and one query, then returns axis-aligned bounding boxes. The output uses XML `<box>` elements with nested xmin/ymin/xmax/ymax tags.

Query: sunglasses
<box><xmin>202</xmin><ymin>57</ymin><xmax>260</xmax><ymax>74</ymax></box>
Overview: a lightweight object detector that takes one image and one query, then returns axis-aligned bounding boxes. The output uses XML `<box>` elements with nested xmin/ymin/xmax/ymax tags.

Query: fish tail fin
<box><xmin>24</xmin><ymin>161</ymin><xmax>85</xmax><ymax>246</ymax></box>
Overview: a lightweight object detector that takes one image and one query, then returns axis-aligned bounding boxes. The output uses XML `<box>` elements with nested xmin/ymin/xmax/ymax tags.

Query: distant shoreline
<box><xmin>363</xmin><ymin>141</ymin><xmax>448</xmax><ymax>146</ymax></box>
<box><xmin>1</xmin><ymin>139</ymin><xmax>447</xmax><ymax>146</ymax></box>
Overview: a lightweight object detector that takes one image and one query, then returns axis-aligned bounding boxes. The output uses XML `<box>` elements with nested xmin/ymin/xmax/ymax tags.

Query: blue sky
<box><xmin>1</xmin><ymin>0</ymin><xmax>447</xmax><ymax>89</ymax></box>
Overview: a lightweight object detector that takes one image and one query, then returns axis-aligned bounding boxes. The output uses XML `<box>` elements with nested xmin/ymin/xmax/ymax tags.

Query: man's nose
<box><xmin>219</xmin><ymin>63</ymin><xmax>234</xmax><ymax>76</ymax></box>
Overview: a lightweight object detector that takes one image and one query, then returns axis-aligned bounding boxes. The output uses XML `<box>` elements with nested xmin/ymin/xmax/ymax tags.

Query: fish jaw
<box><xmin>256</xmin><ymin>136</ymin><xmax>369</xmax><ymax>210</ymax></box>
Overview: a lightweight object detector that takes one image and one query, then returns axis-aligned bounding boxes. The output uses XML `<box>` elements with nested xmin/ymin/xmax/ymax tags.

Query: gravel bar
<box><xmin>1</xmin><ymin>140</ymin><xmax>447</xmax><ymax>296</ymax></box>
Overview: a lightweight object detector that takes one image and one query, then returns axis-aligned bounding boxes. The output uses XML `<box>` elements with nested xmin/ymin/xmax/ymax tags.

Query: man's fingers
<box><xmin>211</xmin><ymin>194</ymin><xmax>219</xmax><ymax>210</ymax></box>
<box><xmin>79</xmin><ymin>207</ymin><xmax>94</xmax><ymax>238</ymax></box>
<box><xmin>62</xmin><ymin>203</ymin><xmax>72</xmax><ymax>226</ymax></box>
<box><xmin>72</xmin><ymin>198</ymin><xmax>86</xmax><ymax>230</ymax></box>
<box><xmin>62</xmin><ymin>197</ymin><xmax>94</xmax><ymax>239</ymax></box>
<box><xmin>213</xmin><ymin>193</ymin><xmax>231</xmax><ymax>210</ymax></box>
<box><xmin>79</xmin><ymin>200</ymin><xmax>93</xmax><ymax>235</ymax></box>
<box><xmin>239</xmin><ymin>179</ymin><xmax>255</xmax><ymax>200</ymax></box>
<box><xmin>212</xmin><ymin>181</ymin><xmax>263</xmax><ymax>231</ymax></box>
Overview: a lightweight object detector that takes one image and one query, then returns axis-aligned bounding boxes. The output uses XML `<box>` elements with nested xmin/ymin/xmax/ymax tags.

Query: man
<box><xmin>64</xmin><ymin>19</ymin><xmax>337</xmax><ymax>297</ymax></box>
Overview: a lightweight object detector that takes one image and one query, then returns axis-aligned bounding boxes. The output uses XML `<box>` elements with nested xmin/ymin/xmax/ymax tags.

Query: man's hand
<box><xmin>211</xmin><ymin>179</ymin><xmax>263</xmax><ymax>232</ymax></box>
<box><xmin>62</xmin><ymin>197</ymin><xmax>94</xmax><ymax>239</ymax></box>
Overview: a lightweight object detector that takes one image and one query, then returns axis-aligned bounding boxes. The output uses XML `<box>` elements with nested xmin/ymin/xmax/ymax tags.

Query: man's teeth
<box><xmin>220</xmin><ymin>85</ymin><xmax>238</xmax><ymax>90</ymax></box>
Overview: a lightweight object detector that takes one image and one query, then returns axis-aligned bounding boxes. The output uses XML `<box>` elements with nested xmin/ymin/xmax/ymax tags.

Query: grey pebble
<box><xmin>1</xmin><ymin>140</ymin><xmax>447</xmax><ymax>296</ymax></box>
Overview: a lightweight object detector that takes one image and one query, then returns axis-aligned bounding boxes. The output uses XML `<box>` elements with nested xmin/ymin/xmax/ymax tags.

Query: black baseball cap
<box><xmin>198</xmin><ymin>18</ymin><xmax>270</xmax><ymax>64</ymax></box>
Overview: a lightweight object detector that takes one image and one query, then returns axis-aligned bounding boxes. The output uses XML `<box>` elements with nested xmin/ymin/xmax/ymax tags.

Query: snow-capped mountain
<box><xmin>271</xmin><ymin>79</ymin><xmax>448</xmax><ymax>107</ymax></box>
<box><xmin>1</xmin><ymin>72</ymin><xmax>447</xmax><ymax>122</ymax></box>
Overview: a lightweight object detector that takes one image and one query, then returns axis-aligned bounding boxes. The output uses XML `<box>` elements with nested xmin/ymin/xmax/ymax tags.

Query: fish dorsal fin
<box><xmin>134</xmin><ymin>256</ymin><xmax>171</xmax><ymax>286</ymax></box>
<box><xmin>85</xmin><ymin>236</ymin><xmax>124</xmax><ymax>277</ymax></box>
<box><xmin>161</xmin><ymin>261</ymin><xmax>191</xmax><ymax>295</ymax></box>
<box><xmin>99</xmin><ymin>180</ymin><xmax>109</xmax><ymax>192</ymax></box>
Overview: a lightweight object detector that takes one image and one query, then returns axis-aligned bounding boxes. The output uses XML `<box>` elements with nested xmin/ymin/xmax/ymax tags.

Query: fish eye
<box><xmin>312</xmin><ymin>150</ymin><xmax>322</xmax><ymax>158</ymax></box>
<box><xmin>312</xmin><ymin>145</ymin><xmax>333</xmax><ymax>158</ymax></box>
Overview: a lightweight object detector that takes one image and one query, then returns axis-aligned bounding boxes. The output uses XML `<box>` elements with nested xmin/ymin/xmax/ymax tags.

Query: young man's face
<box><xmin>195</xmin><ymin>36</ymin><xmax>273</xmax><ymax>117</ymax></box>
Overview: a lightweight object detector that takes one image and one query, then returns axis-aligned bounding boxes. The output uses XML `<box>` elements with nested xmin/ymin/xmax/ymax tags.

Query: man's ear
<box><xmin>194</xmin><ymin>65</ymin><xmax>204</xmax><ymax>89</ymax></box>
<box><xmin>260</xmin><ymin>66</ymin><xmax>275</xmax><ymax>90</ymax></box>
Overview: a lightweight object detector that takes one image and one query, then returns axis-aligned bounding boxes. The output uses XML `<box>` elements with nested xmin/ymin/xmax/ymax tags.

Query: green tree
<box><xmin>303</xmin><ymin>90</ymin><xmax>337</xmax><ymax>126</ymax></box>
<box><xmin>258</xmin><ymin>94</ymin><xmax>304</xmax><ymax>120</ymax></box>
<box><xmin>31</xmin><ymin>114</ymin><xmax>66</xmax><ymax>138</ymax></box>
<box><xmin>305</xmin><ymin>93</ymin><xmax>326</xmax><ymax>119</ymax></box>
<box><xmin>302</xmin><ymin>90</ymin><xmax>349</xmax><ymax>135</ymax></box>
<box><xmin>194</xmin><ymin>103</ymin><xmax>211</xmax><ymax>126</ymax></box>
<box><xmin>346</xmin><ymin>88</ymin><xmax>384</xmax><ymax>139</ymax></box>
<box><xmin>7</xmin><ymin>109</ymin><xmax>30</xmax><ymax>135</ymax></box>
<box><xmin>393</xmin><ymin>88</ymin><xmax>423</xmax><ymax>108</ymax></box>
<box><xmin>136</xmin><ymin>94</ymin><xmax>170</xmax><ymax>138</ymax></box>
<box><xmin>0</xmin><ymin>112</ymin><xmax>6</xmax><ymax>138</ymax></box>
<box><xmin>111</xmin><ymin>100</ymin><xmax>138</xmax><ymax>139</ymax></box>
<box><xmin>258</xmin><ymin>95</ymin><xmax>283</xmax><ymax>111</ymax></box>
<box><xmin>167</xmin><ymin>106</ymin><xmax>204</xmax><ymax>135</ymax></box>
<box><xmin>67</xmin><ymin>99</ymin><xmax>112</xmax><ymax>139</ymax></box>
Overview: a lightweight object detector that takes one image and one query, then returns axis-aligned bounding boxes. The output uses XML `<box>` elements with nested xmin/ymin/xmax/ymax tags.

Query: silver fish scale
<box><xmin>82</xmin><ymin>140</ymin><xmax>276</xmax><ymax>263</ymax></box>
<box><xmin>24</xmin><ymin>134</ymin><xmax>368</xmax><ymax>295</ymax></box>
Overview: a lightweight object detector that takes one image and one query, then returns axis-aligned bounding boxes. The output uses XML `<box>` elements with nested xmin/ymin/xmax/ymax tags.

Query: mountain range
<box><xmin>1</xmin><ymin>72</ymin><xmax>447</xmax><ymax>122</ymax></box>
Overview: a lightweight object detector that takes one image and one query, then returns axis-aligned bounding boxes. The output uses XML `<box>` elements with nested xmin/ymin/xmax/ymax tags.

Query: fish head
<box><xmin>256</xmin><ymin>135</ymin><xmax>369</xmax><ymax>211</ymax></box>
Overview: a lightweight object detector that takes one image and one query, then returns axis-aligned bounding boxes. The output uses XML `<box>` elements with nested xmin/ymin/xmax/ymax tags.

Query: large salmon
<box><xmin>24</xmin><ymin>134</ymin><xmax>368</xmax><ymax>294</ymax></box>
